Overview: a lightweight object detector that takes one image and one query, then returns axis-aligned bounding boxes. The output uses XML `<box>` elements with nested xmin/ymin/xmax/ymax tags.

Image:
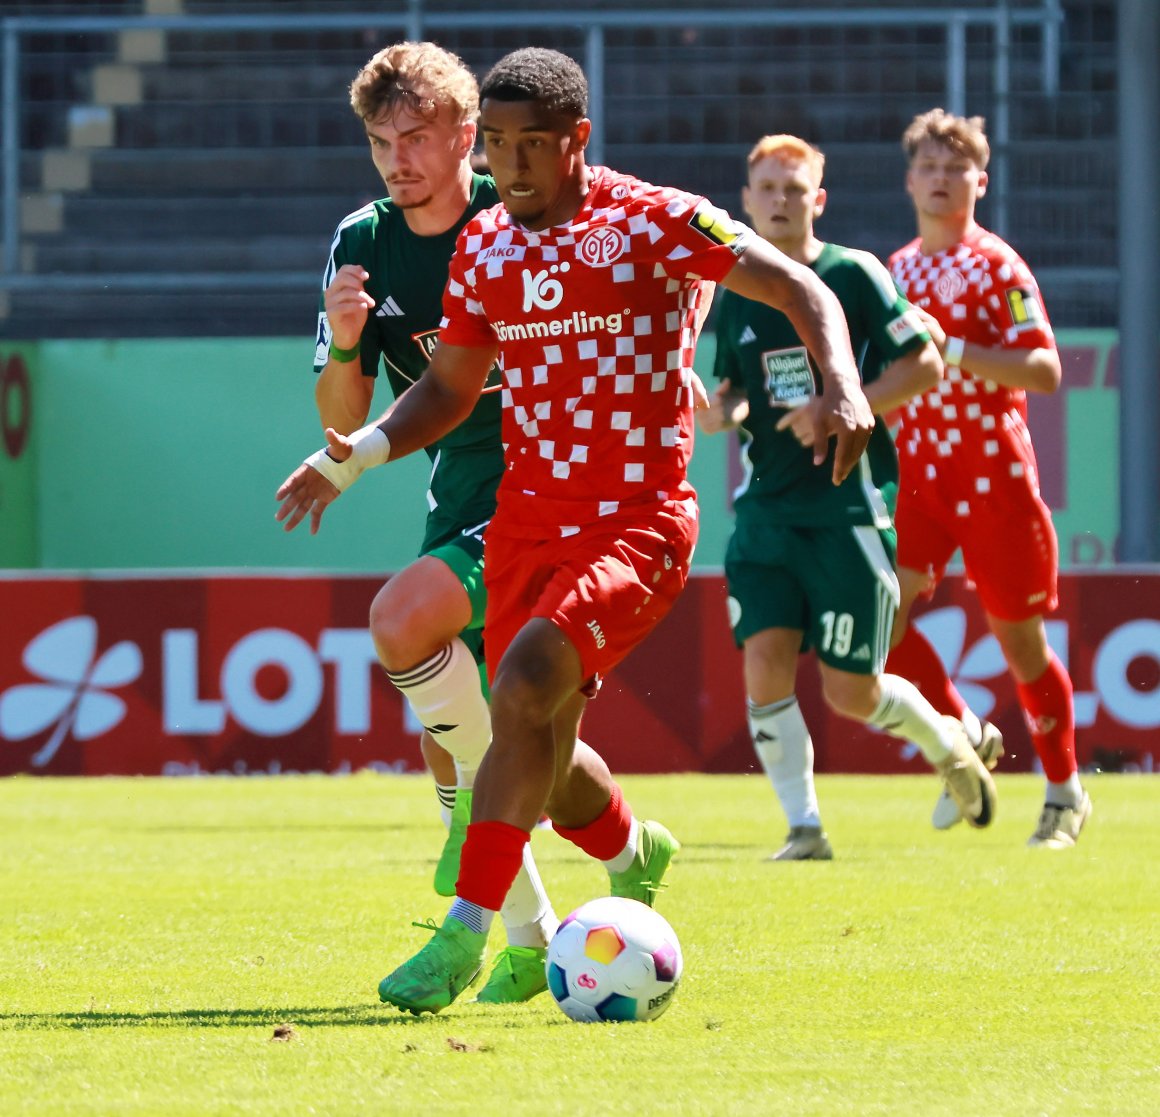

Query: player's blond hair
<box><xmin>350</xmin><ymin>41</ymin><xmax>479</xmax><ymax>126</ymax></box>
<box><xmin>746</xmin><ymin>135</ymin><xmax>825</xmax><ymax>187</ymax></box>
<box><xmin>902</xmin><ymin>108</ymin><xmax>990</xmax><ymax>169</ymax></box>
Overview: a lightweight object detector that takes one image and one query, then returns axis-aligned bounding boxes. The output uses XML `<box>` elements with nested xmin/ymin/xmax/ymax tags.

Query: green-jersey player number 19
<box><xmin>310</xmin><ymin>42</ymin><xmax>558</xmax><ymax>1005</ymax></box>
<box><xmin>699</xmin><ymin>133</ymin><xmax>996</xmax><ymax>862</ymax></box>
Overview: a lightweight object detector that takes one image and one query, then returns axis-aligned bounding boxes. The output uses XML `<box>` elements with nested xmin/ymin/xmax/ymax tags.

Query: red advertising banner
<box><xmin>0</xmin><ymin>572</ymin><xmax>1156</xmax><ymax>777</ymax></box>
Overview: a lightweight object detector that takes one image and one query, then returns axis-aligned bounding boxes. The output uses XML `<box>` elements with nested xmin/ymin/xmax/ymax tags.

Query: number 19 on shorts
<box><xmin>819</xmin><ymin>611</ymin><xmax>855</xmax><ymax>658</ymax></box>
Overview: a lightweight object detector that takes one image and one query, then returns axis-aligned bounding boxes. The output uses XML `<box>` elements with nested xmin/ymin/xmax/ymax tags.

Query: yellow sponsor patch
<box><xmin>1005</xmin><ymin>286</ymin><xmax>1044</xmax><ymax>331</ymax></box>
<box><xmin>689</xmin><ymin>203</ymin><xmax>742</xmax><ymax>247</ymax></box>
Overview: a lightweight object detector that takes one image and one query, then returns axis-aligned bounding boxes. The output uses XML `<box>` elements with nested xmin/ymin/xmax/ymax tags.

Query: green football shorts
<box><xmin>724</xmin><ymin>518</ymin><xmax>900</xmax><ymax>675</ymax></box>
<box><xmin>423</xmin><ymin>519</ymin><xmax>488</xmax><ymax>688</ymax></box>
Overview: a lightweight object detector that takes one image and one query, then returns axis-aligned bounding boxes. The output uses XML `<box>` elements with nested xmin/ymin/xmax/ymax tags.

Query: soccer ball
<box><xmin>545</xmin><ymin>896</ymin><xmax>682</xmax><ymax>1022</ymax></box>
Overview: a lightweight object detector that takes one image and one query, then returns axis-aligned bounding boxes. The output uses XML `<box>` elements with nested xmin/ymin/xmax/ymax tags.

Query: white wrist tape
<box><xmin>944</xmin><ymin>336</ymin><xmax>966</xmax><ymax>368</ymax></box>
<box><xmin>303</xmin><ymin>425</ymin><xmax>391</xmax><ymax>492</ymax></box>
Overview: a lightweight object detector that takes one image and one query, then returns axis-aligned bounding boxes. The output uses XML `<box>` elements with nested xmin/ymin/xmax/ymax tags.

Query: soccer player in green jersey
<box><xmin>313</xmin><ymin>41</ymin><xmax>556</xmax><ymax>1002</ymax></box>
<box><xmin>699</xmin><ymin>134</ymin><xmax>997</xmax><ymax>859</ymax></box>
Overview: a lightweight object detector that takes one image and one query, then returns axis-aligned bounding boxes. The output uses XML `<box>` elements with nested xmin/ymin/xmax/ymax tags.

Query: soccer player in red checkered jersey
<box><xmin>886</xmin><ymin>109</ymin><xmax>1090</xmax><ymax>848</ymax></box>
<box><xmin>277</xmin><ymin>47</ymin><xmax>873</xmax><ymax>1013</ymax></box>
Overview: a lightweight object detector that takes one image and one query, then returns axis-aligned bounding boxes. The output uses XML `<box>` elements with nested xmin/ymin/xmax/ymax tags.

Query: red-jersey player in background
<box><xmin>277</xmin><ymin>47</ymin><xmax>874</xmax><ymax>1013</ymax></box>
<box><xmin>886</xmin><ymin>108</ymin><xmax>1091</xmax><ymax>849</ymax></box>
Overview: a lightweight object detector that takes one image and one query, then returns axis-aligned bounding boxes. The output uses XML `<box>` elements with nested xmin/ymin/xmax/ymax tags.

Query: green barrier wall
<box><xmin>0</xmin><ymin>348</ymin><xmax>37</xmax><ymax>567</ymax></box>
<box><xmin>0</xmin><ymin>331</ymin><xmax>1118</xmax><ymax>571</ymax></box>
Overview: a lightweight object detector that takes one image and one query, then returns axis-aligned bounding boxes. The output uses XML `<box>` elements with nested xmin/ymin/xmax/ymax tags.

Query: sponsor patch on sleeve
<box><xmin>314</xmin><ymin>312</ymin><xmax>332</xmax><ymax>366</ymax></box>
<box><xmin>689</xmin><ymin>202</ymin><xmax>749</xmax><ymax>252</ymax></box>
<box><xmin>886</xmin><ymin>308</ymin><xmax>924</xmax><ymax>345</ymax></box>
<box><xmin>1005</xmin><ymin>286</ymin><xmax>1045</xmax><ymax>332</ymax></box>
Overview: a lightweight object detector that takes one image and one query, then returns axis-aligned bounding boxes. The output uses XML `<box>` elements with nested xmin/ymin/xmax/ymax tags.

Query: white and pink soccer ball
<box><xmin>545</xmin><ymin>896</ymin><xmax>683</xmax><ymax>1022</ymax></box>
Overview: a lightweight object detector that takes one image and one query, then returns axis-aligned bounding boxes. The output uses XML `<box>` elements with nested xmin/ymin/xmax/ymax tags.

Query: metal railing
<box><xmin>1</xmin><ymin>3</ymin><xmax>1068</xmax><ymax>287</ymax></box>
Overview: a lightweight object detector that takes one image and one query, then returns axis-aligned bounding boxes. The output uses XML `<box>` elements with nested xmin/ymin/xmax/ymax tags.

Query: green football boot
<box><xmin>377</xmin><ymin>916</ymin><xmax>487</xmax><ymax>1015</ymax></box>
<box><xmin>434</xmin><ymin>788</ymin><xmax>472</xmax><ymax>897</ymax></box>
<box><xmin>609</xmin><ymin>819</ymin><xmax>680</xmax><ymax>908</ymax></box>
<box><xmin>473</xmin><ymin>945</ymin><xmax>549</xmax><ymax>1004</ymax></box>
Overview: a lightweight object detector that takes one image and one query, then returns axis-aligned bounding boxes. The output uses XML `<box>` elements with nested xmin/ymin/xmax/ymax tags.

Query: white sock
<box><xmin>436</xmin><ymin>782</ymin><xmax>456</xmax><ymax>828</ymax></box>
<box><xmin>500</xmin><ymin>844</ymin><xmax>559</xmax><ymax>948</ymax></box>
<box><xmin>749</xmin><ymin>696</ymin><xmax>821</xmax><ymax>829</ymax></box>
<box><xmin>448</xmin><ymin>897</ymin><xmax>495</xmax><ymax>935</ymax></box>
<box><xmin>959</xmin><ymin>707</ymin><xmax>983</xmax><ymax>749</ymax></box>
<box><xmin>1046</xmin><ymin>773</ymin><xmax>1083</xmax><ymax>808</ymax></box>
<box><xmin>869</xmin><ymin>674</ymin><xmax>954</xmax><ymax>764</ymax></box>
<box><xmin>602</xmin><ymin>816</ymin><xmax>640</xmax><ymax>874</ymax></box>
<box><xmin>454</xmin><ymin>761</ymin><xmax>477</xmax><ymax>791</ymax></box>
<box><xmin>387</xmin><ymin>638</ymin><xmax>491</xmax><ymax>774</ymax></box>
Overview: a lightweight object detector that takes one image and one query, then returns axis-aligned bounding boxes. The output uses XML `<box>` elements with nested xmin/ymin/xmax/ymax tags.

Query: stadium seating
<box><xmin>2</xmin><ymin>1</ymin><xmax>1117</xmax><ymax>338</ymax></box>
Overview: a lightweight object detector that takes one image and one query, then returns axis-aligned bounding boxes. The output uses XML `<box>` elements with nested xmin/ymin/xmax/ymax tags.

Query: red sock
<box><xmin>1016</xmin><ymin>651</ymin><xmax>1076</xmax><ymax>782</ymax></box>
<box><xmin>887</xmin><ymin>624</ymin><xmax>967</xmax><ymax>718</ymax></box>
<box><xmin>553</xmin><ymin>783</ymin><xmax>632</xmax><ymax>862</ymax></box>
<box><xmin>456</xmin><ymin>820</ymin><xmax>529</xmax><ymax>911</ymax></box>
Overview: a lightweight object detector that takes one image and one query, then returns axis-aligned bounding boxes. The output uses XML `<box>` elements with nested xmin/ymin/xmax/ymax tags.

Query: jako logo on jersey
<box><xmin>522</xmin><ymin>264</ymin><xmax>568</xmax><ymax>311</ymax></box>
<box><xmin>579</xmin><ymin>226</ymin><xmax>627</xmax><ymax>267</ymax></box>
<box><xmin>586</xmin><ymin>619</ymin><xmax>607</xmax><ymax>649</ymax></box>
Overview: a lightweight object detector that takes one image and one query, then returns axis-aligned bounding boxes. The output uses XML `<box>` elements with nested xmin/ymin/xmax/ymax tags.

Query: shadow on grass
<box><xmin>135</xmin><ymin>823</ymin><xmax>416</xmax><ymax>834</ymax></box>
<box><xmin>0</xmin><ymin>1005</ymin><xmax>424</xmax><ymax>1031</ymax></box>
<box><xmin>1</xmin><ymin>1004</ymin><xmax>564</xmax><ymax>1032</ymax></box>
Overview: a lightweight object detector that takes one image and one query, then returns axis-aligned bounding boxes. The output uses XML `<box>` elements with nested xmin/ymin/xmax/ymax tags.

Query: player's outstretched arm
<box><xmin>720</xmin><ymin>240</ymin><xmax>873</xmax><ymax>483</ymax></box>
<box><xmin>378</xmin><ymin>340</ymin><xmax>497</xmax><ymax>457</ymax></box>
<box><xmin>275</xmin><ymin>426</ymin><xmax>370</xmax><ymax>535</ymax></box>
<box><xmin>275</xmin><ymin>339</ymin><xmax>497</xmax><ymax>535</ymax></box>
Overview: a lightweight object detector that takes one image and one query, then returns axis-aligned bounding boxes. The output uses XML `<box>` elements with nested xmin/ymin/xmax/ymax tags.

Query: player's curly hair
<box><xmin>349</xmin><ymin>41</ymin><xmax>479</xmax><ymax>126</ymax></box>
<box><xmin>480</xmin><ymin>47</ymin><xmax>588</xmax><ymax>118</ymax></box>
<box><xmin>902</xmin><ymin>108</ymin><xmax>990</xmax><ymax>169</ymax></box>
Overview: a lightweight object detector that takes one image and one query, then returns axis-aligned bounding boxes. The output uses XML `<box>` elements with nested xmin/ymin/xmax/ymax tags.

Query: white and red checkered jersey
<box><xmin>439</xmin><ymin>166</ymin><xmax>751</xmax><ymax>538</ymax></box>
<box><xmin>889</xmin><ymin>224</ymin><xmax>1056</xmax><ymax>503</ymax></box>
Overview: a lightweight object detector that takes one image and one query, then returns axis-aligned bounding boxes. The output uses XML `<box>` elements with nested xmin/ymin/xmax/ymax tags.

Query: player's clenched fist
<box><xmin>324</xmin><ymin>265</ymin><xmax>377</xmax><ymax>347</ymax></box>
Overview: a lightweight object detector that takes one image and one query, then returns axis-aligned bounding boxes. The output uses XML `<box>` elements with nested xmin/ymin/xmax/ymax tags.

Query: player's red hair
<box><xmin>746</xmin><ymin>134</ymin><xmax>825</xmax><ymax>187</ymax></box>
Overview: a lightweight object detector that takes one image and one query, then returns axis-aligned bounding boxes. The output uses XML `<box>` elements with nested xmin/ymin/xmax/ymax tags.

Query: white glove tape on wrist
<box><xmin>303</xmin><ymin>425</ymin><xmax>391</xmax><ymax>492</ymax></box>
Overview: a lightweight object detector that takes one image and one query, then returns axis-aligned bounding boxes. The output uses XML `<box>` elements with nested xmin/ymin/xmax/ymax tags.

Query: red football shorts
<box><xmin>482</xmin><ymin>502</ymin><xmax>698</xmax><ymax>688</ymax></box>
<box><xmin>895</xmin><ymin>467</ymin><xmax>1059</xmax><ymax>622</ymax></box>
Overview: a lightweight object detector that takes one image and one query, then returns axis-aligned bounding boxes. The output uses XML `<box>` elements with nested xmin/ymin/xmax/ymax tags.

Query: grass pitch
<box><xmin>0</xmin><ymin>772</ymin><xmax>1155</xmax><ymax>1116</ymax></box>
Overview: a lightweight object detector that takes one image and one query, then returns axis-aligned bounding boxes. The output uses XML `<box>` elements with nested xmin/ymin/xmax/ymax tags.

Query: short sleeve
<box><xmin>983</xmin><ymin>254</ymin><xmax>1055</xmax><ymax>351</ymax></box>
<box><xmin>437</xmin><ymin>227</ymin><xmax>499</xmax><ymax>349</ymax></box>
<box><xmin>655</xmin><ymin>194</ymin><xmax>754</xmax><ymax>284</ymax></box>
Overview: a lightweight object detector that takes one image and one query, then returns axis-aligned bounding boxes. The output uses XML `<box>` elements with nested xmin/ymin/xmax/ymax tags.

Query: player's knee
<box><xmin>369</xmin><ymin>587</ymin><xmax>433</xmax><ymax>668</ymax></box>
<box><xmin>490</xmin><ymin>658</ymin><xmax>561</xmax><ymax>732</ymax></box>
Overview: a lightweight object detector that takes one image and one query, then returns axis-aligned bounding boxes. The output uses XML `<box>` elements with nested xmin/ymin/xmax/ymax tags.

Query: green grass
<box><xmin>0</xmin><ymin>773</ymin><xmax>1155</xmax><ymax>1116</ymax></box>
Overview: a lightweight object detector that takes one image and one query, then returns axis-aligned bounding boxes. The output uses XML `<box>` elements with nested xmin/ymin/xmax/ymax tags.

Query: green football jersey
<box><xmin>712</xmin><ymin>241</ymin><xmax>929</xmax><ymax>526</ymax></box>
<box><xmin>314</xmin><ymin>173</ymin><xmax>504</xmax><ymax>537</ymax></box>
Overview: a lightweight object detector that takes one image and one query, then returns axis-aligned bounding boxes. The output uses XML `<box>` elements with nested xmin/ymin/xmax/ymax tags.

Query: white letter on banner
<box><xmin>318</xmin><ymin>629</ymin><xmax>378</xmax><ymax>734</ymax></box>
<box><xmin>1094</xmin><ymin>619</ymin><xmax>1160</xmax><ymax>729</ymax></box>
<box><xmin>222</xmin><ymin>629</ymin><xmax>321</xmax><ymax>737</ymax></box>
<box><xmin>162</xmin><ymin>629</ymin><xmax>226</xmax><ymax>734</ymax></box>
